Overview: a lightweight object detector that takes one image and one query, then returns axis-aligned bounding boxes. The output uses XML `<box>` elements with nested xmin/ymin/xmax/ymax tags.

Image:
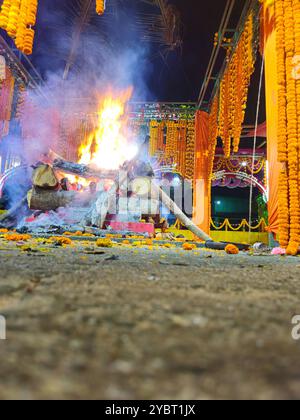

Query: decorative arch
<box><xmin>212</xmin><ymin>170</ymin><xmax>268</xmax><ymax>202</ymax></box>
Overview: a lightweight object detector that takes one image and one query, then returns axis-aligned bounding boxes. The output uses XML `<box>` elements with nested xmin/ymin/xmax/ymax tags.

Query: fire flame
<box><xmin>78</xmin><ymin>88</ymin><xmax>138</xmax><ymax>170</ymax></box>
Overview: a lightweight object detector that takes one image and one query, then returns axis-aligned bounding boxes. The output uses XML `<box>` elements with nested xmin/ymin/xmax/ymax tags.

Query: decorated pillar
<box><xmin>262</xmin><ymin>1</ymin><xmax>281</xmax><ymax>237</ymax></box>
<box><xmin>262</xmin><ymin>0</ymin><xmax>300</xmax><ymax>254</ymax></box>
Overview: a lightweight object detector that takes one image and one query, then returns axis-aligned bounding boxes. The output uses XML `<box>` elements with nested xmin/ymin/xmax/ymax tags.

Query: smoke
<box><xmin>20</xmin><ymin>0</ymin><xmax>152</xmax><ymax>160</ymax></box>
<box><xmin>1</xmin><ymin>0</ymin><xmax>153</xmax><ymax>212</ymax></box>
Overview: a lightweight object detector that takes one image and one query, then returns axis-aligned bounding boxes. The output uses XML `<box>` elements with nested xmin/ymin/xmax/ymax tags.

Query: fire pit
<box><xmin>0</xmin><ymin>89</ymin><xmax>211</xmax><ymax>243</ymax></box>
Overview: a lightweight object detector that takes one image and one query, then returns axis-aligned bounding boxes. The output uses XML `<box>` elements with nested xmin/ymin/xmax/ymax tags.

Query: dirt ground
<box><xmin>0</xmin><ymin>237</ymin><xmax>300</xmax><ymax>400</ymax></box>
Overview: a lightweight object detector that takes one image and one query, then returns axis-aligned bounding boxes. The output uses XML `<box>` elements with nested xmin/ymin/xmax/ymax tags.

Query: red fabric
<box><xmin>107</xmin><ymin>221</ymin><xmax>155</xmax><ymax>235</ymax></box>
<box><xmin>0</xmin><ymin>66</ymin><xmax>15</xmax><ymax>138</ymax></box>
<box><xmin>244</xmin><ymin>122</ymin><xmax>267</xmax><ymax>138</ymax></box>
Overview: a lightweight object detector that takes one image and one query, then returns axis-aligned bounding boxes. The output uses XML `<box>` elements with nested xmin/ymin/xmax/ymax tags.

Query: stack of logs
<box><xmin>27</xmin><ymin>163</ymin><xmax>97</xmax><ymax>212</ymax></box>
<box><xmin>1</xmin><ymin>157</ymin><xmax>212</xmax><ymax>241</ymax></box>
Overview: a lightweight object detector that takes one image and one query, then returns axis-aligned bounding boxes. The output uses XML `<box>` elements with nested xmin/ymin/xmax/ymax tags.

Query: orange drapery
<box><xmin>0</xmin><ymin>66</ymin><xmax>15</xmax><ymax>139</ymax></box>
<box><xmin>193</xmin><ymin>110</ymin><xmax>210</xmax><ymax>235</ymax></box>
<box><xmin>263</xmin><ymin>2</ymin><xmax>280</xmax><ymax>235</ymax></box>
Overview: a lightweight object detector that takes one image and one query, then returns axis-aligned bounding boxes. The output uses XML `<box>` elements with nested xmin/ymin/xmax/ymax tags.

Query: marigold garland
<box><xmin>149</xmin><ymin>119</ymin><xmax>194</xmax><ymax>180</ymax></box>
<box><xmin>278</xmin><ymin>169</ymin><xmax>290</xmax><ymax>248</ymax></box>
<box><xmin>0</xmin><ymin>0</ymin><xmax>12</xmax><ymax>30</ymax></box>
<box><xmin>276</xmin><ymin>0</ymin><xmax>288</xmax><ymax>163</ymax></box>
<box><xmin>0</xmin><ymin>0</ymin><xmax>39</xmax><ymax>55</ymax></box>
<box><xmin>15</xmin><ymin>83</ymin><xmax>27</xmax><ymax>120</ymax></box>
<box><xmin>165</xmin><ymin>121</ymin><xmax>187</xmax><ymax>176</ymax></box>
<box><xmin>216</xmin><ymin>9</ymin><xmax>258</xmax><ymax>157</ymax></box>
<box><xmin>213</xmin><ymin>156</ymin><xmax>265</xmax><ymax>174</ymax></box>
<box><xmin>185</xmin><ymin>120</ymin><xmax>196</xmax><ymax>180</ymax></box>
<box><xmin>96</xmin><ymin>0</ymin><xmax>106</xmax><ymax>15</ymax></box>
<box><xmin>219</xmin><ymin>67</ymin><xmax>231</xmax><ymax>158</ymax></box>
<box><xmin>149</xmin><ymin>121</ymin><xmax>165</xmax><ymax>157</ymax></box>
<box><xmin>273</xmin><ymin>0</ymin><xmax>300</xmax><ymax>254</ymax></box>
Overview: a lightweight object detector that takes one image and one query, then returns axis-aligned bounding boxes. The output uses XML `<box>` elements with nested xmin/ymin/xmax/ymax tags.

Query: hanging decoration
<box><xmin>15</xmin><ymin>83</ymin><xmax>27</xmax><ymax>120</ymax></box>
<box><xmin>148</xmin><ymin>119</ymin><xmax>195</xmax><ymax>179</ymax></box>
<box><xmin>215</xmin><ymin>6</ymin><xmax>259</xmax><ymax>157</ymax></box>
<box><xmin>96</xmin><ymin>0</ymin><xmax>106</xmax><ymax>15</ymax></box>
<box><xmin>213</xmin><ymin>156</ymin><xmax>266</xmax><ymax>175</ymax></box>
<box><xmin>273</xmin><ymin>0</ymin><xmax>300</xmax><ymax>254</ymax></box>
<box><xmin>185</xmin><ymin>120</ymin><xmax>195</xmax><ymax>180</ymax></box>
<box><xmin>0</xmin><ymin>0</ymin><xmax>39</xmax><ymax>56</ymax></box>
<box><xmin>149</xmin><ymin>121</ymin><xmax>164</xmax><ymax>158</ymax></box>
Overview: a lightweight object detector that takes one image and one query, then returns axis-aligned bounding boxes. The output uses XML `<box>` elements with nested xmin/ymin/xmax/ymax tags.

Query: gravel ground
<box><xmin>0</xmin><ymin>237</ymin><xmax>300</xmax><ymax>400</ymax></box>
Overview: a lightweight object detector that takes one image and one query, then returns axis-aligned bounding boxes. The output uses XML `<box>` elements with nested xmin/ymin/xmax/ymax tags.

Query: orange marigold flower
<box><xmin>49</xmin><ymin>237</ymin><xmax>72</xmax><ymax>246</ymax></box>
<box><xmin>225</xmin><ymin>244</ymin><xmax>239</xmax><ymax>255</ymax></box>
<box><xmin>4</xmin><ymin>233</ymin><xmax>32</xmax><ymax>242</ymax></box>
<box><xmin>96</xmin><ymin>238</ymin><xmax>113</xmax><ymax>248</ymax></box>
<box><xmin>182</xmin><ymin>243</ymin><xmax>197</xmax><ymax>251</ymax></box>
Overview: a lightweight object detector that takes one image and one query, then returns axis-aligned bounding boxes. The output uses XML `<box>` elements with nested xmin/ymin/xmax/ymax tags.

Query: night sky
<box><xmin>22</xmin><ymin>0</ymin><xmax>249</xmax><ymax>102</ymax></box>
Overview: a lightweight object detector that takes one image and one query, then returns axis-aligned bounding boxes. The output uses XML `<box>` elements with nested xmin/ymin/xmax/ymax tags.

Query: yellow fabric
<box><xmin>210</xmin><ymin>231</ymin><xmax>269</xmax><ymax>246</ymax></box>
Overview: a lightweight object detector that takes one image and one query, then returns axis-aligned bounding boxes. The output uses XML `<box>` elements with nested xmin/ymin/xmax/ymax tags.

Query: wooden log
<box><xmin>27</xmin><ymin>188</ymin><xmax>97</xmax><ymax>211</ymax></box>
<box><xmin>28</xmin><ymin>188</ymin><xmax>76</xmax><ymax>211</ymax></box>
<box><xmin>32</xmin><ymin>164</ymin><xmax>59</xmax><ymax>189</ymax></box>
<box><xmin>52</xmin><ymin>159</ymin><xmax>117</xmax><ymax>180</ymax></box>
<box><xmin>150</xmin><ymin>182</ymin><xmax>212</xmax><ymax>242</ymax></box>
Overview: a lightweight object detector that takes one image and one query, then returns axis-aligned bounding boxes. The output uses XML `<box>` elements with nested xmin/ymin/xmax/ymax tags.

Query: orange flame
<box><xmin>78</xmin><ymin>88</ymin><xmax>138</xmax><ymax>170</ymax></box>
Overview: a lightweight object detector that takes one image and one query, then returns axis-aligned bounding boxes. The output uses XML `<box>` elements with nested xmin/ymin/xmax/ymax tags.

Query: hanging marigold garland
<box><xmin>96</xmin><ymin>0</ymin><xmax>106</xmax><ymax>15</ymax></box>
<box><xmin>285</xmin><ymin>0</ymin><xmax>300</xmax><ymax>255</ymax></box>
<box><xmin>0</xmin><ymin>0</ymin><xmax>38</xmax><ymax>56</ymax></box>
<box><xmin>217</xmin><ymin>8</ymin><xmax>259</xmax><ymax>157</ymax></box>
<box><xmin>149</xmin><ymin>119</ymin><xmax>193</xmax><ymax>179</ymax></box>
<box><xmin>218</xmin><ymin>67</ymin><xmax>231</xmax><ymax>158</ymax></box>
<box><xmin>15</xmin><ymin>83</ymin><xmax>27</xmax><ymax>120</ymax></box>
<box><xmin>274</xmin><ymin>0</ymin><xmax>300</xmax><ymax>254</ymax></box>
<box><xmin>294</xmin><ymin>0</ymin><xmax>300</xmax><ymax>252</ymax></box>
<box><xmin>275</xmin><ymin>0</ymin><xmax>290</xmax><ymax>248</ymax></box>
<box><xmin>149</xmin><ymin>121</ymin><xmax>165</xmax><ymax>157</ymax></box>
<box><xmin>185</xmin><ymin>120</ymin><xmax>196</xmax><ymax>180</ymax></box>
<box><xmin>165</xmin><ymin>121</ymin><xmax>177</xmax><ymax>160</ymax></box>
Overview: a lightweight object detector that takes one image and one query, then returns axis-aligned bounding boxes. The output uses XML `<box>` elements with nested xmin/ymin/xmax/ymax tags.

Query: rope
<box><xmin>248</xmin><ymin>54</ymin><xmax>265</xmax><ymax>242</ymax></box>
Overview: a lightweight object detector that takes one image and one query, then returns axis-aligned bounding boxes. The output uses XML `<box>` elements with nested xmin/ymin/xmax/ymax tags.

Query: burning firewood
<box><xmin>32</xmin><ymin>164</ymin><xmax>59</xmax><ymax>190</ymax></box>
<box><xmin>53</xmin><ymin>159</ymin><xmax>117</xmax><ymax>180</ymax></box>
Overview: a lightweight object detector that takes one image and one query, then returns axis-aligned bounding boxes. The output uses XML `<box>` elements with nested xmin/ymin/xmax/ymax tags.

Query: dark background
<box><xmin>2</xmin><ymin>1</ymin><xmax>252</xmax><ymax>101</ymax></box>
